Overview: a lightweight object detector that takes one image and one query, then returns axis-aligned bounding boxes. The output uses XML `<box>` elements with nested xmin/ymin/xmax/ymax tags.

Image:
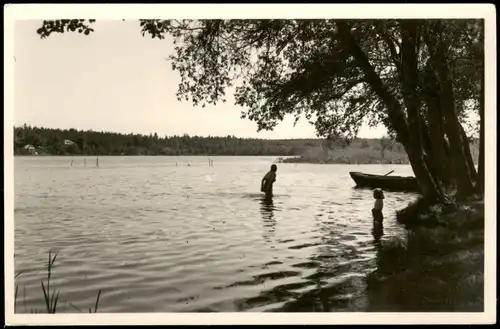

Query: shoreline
<box><xmin>14</xmin><ymin>153</ymin><xmax>411</xmax><ymax>165</ymax></box>
<box><xmin>283</xmin><ymin>158</ymin><xmax>411</xmax><ymax>165</ymax></box>
<box><xmin>365</xmin><ymin>197</ymin><xmax>485</xmax><ymax>311</ymax></box>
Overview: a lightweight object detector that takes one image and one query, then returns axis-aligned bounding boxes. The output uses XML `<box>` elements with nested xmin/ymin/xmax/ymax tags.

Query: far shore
<box><xmin>14</xmin><ymin>125</ymin><xmax>479</xmax><ymax>166</ymax></box>
<box><xmin>13</xmin><ymin>153</ymin><xmax>411</xmax><ymax>164</ymax></box>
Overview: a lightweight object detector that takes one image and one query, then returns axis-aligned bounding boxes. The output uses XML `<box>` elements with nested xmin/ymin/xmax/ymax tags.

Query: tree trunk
<box><xmin>442</xmin><ymin>134</ymin><xmax>457</xmax><ymax>183</ymax></box>
<box><xmin>440</xmin><ymin>79</ymin><xmax>476</xmax><ymax>199</ymax></box>
<box><xmin>427</xmin><ymin>106</ymin><xmax>454</xmax><ymax>185</ymax></box>
<box><xmin>420</xmin><ymin>117</ymin><xmax>449</xmax><ymax>188</ymax></box>
<box><xmin>476</xmin><ymin>71</ymin><xmax>485</xmax><ymax>195</ymax></box>
<box><xmin>423</xmin><ymin>21</ymin><xmax>475</xmax><ymax>200</ymax></box>
<box><xmin>399</xmin><ymin>20</ymin><xmax>446</xmax><ymax>203</ymax></box>
<box><xmin>422</xmin><ymin>67</ymin><xmax>453</xmax><ymax>186</ymax></box>
<box><xmin>458</xmin><ymin>121</ymin><xmax>478</xmax><ymax>183</ymax></box>
<box><xmin>336</xmin><ymin>20</ymin><xmax>445</xmax><ymax>203</ymax></box>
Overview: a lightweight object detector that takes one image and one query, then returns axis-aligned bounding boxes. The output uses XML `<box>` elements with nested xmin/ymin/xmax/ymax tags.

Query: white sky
<box><xmin>14</xmin><ymin>19</ymin><xmax>387</xmax><ymax>139</ymax></box>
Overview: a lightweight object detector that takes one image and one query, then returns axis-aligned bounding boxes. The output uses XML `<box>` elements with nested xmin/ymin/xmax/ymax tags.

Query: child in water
<box><xmin>371</xmin><ymin>188</ymin><xmax>385</xmax><ymax>222</ymax></box>
<box><xmin>261</xmin><ymin>164</ymin><xmax>278</xmax><ymax>198</ymax></box>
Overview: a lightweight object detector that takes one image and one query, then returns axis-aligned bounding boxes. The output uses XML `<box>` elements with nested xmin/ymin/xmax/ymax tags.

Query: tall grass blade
<box><xmin>51</xmin><ymin>252</ymin><xmax>58</xmax><ymax>266</ymax></box>
<box><xmin>15</xmin><ymin>284</ymin><xmax>19</xmax><ymax>313</ymax></box>
<box><xmin>41</xmin><ymin>281</ymin><xmax>50</xmax><ymax>313</ymax></box>
<box><xmin>50</xmin><ymin>289</ymin><xmax>57</xmax><ymax>312</ymax></box>
<box><xmin>23</xmin><ymin>286</ymin><xmax>27</xmax><ymax>313</ymax></box>
<box><xmin>68</xmin><ymin>302</ymin><xmax>83</xmax><ymax>313</ymax></box>
<box><xmin>47</xmin><ymin>251</ymin><xmax>51</xmax><ymax>270</ymax></box>
<box><xmin>94</xmin><ymin>289</ymin><xmax>102</xmax><ymax>313</ymax></box>
<box><xmin>52</xmin><ymin>291</ymin><xmax>60</xmax><ymax>314</ymax></box>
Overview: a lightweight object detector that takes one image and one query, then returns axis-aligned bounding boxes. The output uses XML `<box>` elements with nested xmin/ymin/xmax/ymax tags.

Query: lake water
<box><xmin>13</xmin><ymin>156</ymin><xmax>419</xmax><ymax>313</ymax></box>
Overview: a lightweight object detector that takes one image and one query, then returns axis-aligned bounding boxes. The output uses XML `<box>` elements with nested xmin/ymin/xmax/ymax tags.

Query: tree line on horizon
<box><xmin>14</xmin><ymin>124</ymin><xmax>399</xmax><ymax>156</ymax></box>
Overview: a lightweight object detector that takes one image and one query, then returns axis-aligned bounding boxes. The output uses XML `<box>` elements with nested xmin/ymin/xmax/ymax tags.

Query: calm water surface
<box><xmin>14</xmin><ymin>156</ymin><xmax>418</xmax><ymax>312</ymax></box>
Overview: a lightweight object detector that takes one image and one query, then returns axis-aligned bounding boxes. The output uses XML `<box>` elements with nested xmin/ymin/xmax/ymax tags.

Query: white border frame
<box><xmin>4</xmin><ymin>3</ymin><xmax>497</xmax><ymax>325</ymax></box>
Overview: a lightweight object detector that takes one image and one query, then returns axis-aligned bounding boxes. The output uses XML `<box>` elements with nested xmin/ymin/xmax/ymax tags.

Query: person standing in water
<box><xmin>261</xmin><ymin>164</ymin><xmax>278</xmax><ymax>198</ymax></box>
<box><xmin>371</xmin><ymin>188</ymin><xmax>385</xmax><ymax>222</ymax></box>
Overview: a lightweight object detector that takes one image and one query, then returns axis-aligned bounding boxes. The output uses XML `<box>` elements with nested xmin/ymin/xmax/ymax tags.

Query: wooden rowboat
<box><xmin>349</xmin><ymin>171</ymin><xmax>420</xmax><ymax>192</ymax></box>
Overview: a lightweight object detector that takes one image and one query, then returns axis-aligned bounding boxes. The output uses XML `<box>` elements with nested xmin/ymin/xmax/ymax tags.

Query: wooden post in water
<box><xmin>70</xmin><ymin>160</ymin><xmax>73</xmax><ymax>167</ymax></box>
<box><xmin>96</xmin><ymin>157</ymin><xmax>99</xmax><ymax>168</ymax></box>
<box><xmin>84</xmin><ymin>158</ymin><xmax>86</xmax><ymax>167</ymax></box>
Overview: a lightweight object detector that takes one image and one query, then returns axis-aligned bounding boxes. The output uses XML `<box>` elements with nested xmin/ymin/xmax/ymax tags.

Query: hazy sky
<box><xmin>15</xmin><ymin>19</ymin><xmax>389</xmax><ymax>139</ymax></box>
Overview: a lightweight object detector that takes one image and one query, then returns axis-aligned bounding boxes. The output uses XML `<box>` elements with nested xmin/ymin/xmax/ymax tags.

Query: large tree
<box><xmin>36</xmin><ymin>18</ymin><xmax>484</xmax><ymax>203</ymax></box>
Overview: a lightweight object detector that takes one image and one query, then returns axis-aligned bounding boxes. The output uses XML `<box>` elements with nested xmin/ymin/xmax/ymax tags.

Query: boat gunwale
<box><xmin>349</xmin><ymin>171</ymin><xmax>416</xmax><ymax>180</ymax></box>
<box><xmin>348</xmin><ymin>171</ymin><xmax>420</xmax><ymax>192</ymax></box>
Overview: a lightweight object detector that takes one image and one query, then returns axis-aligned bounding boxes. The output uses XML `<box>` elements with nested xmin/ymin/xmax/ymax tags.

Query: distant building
<box><xmin>23</xmin><ymin>144</ymin><xmax>38</xmax><ymax>155</ymax></box>
<box><xmin>64</xmin><ymin>139</ymin><xmax>75</xmax><ymax>146</ymax></box>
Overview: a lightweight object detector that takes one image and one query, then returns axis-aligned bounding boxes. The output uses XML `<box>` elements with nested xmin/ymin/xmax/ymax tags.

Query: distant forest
<box><xmin>14</xmin><ymin>125</ymin><xmax>325</xmax><ymax>156</ymax></box>
<box><xmin>13</xmin><ymin>125</ymin><xmax>480</xmax><ymax>165</ymax></box>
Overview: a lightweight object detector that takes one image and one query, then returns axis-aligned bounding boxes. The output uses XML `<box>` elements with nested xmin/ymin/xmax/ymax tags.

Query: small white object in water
<box><xmin>205</xmin><ymin>175</ymin><xmax>213</xmax><ymax>182</ymax></box>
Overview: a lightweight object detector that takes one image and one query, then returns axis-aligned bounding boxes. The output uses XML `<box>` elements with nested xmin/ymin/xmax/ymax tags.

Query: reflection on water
<box><xmin>371</xmin><ymin>211</ymin><xmax>385</xmax><ymax>246</ymax></box>
<box><xmin>14</xmin><ymin>156</ymin><xmax>418</xmax><ymax>312</ymax></box>
<box><xmin>372</xmin><ymin>221</ymin><xmax>384</xmax><ymax>247</ymax></box>
<box><xmin>260</xmin><ymin>196</ymin><xmax>276</xmax><ymax>243</ymax></box>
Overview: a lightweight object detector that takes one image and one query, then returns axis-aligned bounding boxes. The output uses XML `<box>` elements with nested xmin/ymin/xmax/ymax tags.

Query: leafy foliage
<box><xmin>37</xmin><ymin>19</ymin><xmax>96</xmax><ymax>38</ymax></box>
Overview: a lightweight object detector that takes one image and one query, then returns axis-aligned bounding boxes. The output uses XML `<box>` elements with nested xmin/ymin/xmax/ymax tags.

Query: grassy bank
<box><xmin>282</xmin><ymin>147</ymin><xmax>410</xmax><ymax>164</ymax></box>
<box><xmin>366</xmin><ymin>197</ymin><xmax>484</xmax><ymax>311</ymax></box>
<box><xmin>284</xmin><ymin>139</ymin><xmax>480</xmax><ymax>165</ymax></box>
<box><xmin>282</xmin><ymin>138</ymin><xmax>409</xmax><ymax>164</ymax></box>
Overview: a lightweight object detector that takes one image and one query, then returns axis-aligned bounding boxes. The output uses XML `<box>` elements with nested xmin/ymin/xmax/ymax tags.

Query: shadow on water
<box><xmin>212</xmin><ymin>208</ymin><xmax>386</xmax><ymax>312</ymax></box>
<box><xmin>188</xmin><ymin>196</ymin><xmax>481</xmax><ymax>312</ymax></box>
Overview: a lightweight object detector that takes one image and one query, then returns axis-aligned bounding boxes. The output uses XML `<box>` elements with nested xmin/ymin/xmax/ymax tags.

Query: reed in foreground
<box><xmin>15</xmin><ymin>251</ymin><xmax>103</xmax><ymax>314</ymax></box>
